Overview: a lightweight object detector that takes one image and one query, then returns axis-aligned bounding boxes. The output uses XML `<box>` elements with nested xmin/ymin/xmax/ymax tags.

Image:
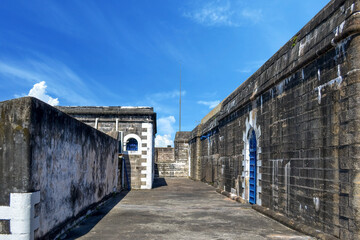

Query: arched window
<box><xmin>126</xmin><ymin>138</ymin><xmax>138</xmax><ymax>151</ymax></box>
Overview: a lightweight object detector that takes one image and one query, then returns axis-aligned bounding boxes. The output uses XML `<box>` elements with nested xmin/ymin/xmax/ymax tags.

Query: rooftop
<box><xmin>57</xmin><ymin>106</ymin><xmax>155</xmax><ymax>115</ymax></box>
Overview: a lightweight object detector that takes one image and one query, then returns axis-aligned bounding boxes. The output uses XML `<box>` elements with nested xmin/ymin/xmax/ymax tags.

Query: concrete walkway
<box><xmin>62</xmin><ymin>178</ymin><xmax>313</xmax><ymax>240</ymax></box>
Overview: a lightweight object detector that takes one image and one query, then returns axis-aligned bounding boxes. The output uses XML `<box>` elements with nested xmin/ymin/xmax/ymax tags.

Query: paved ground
<box><xmin>62</xmin><ymin>178</ymin><xmax>313</xmax><ymax>240</ymax></box>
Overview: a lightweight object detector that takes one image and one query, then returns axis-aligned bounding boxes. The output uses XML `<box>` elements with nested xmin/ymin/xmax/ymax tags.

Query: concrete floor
<box><xmin>62</xmin><ymin>178</ymin><xmax>313</xmax><ymax>240</ymax></box>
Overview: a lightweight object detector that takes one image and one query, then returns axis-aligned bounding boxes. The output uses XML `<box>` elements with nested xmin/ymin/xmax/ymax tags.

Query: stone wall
<box><xmin>155</xmin><ymin>147</ymin><xmax>175</xmax><ymax>177</ymax></box>
<box><xmin>174</xmin><ymin>132</ymin><xmax>191</xmax><ymax>177</ymax></box>
<box><xmin>155</xmin><ymin>132</ymin><xmax>191</xmax><ymax>177</ymax></box>
<box><xmin>57</xmin><ymin>106</ymin><xmax>156</xmax><ymax>190</ymax></box>
<box><xmin>0</xmin><ymin>97</ymin><xmax>118</xmax><ymax>239</ymax></box>
<box><xmin>188</xmin><ymin>0</ymin><xmax>360</xmax><ymax>238</ymax></box>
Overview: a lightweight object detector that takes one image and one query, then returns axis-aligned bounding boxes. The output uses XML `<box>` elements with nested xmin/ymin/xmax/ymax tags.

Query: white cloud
<box><xmin>155</xmin><ymin>134</ymin><xmax>173</xmax><ymax>147</ymax></box>
<box><xmin>184</xmin><ymin>1</ymin><xmax>236</xmax><ymax>27</ymax></box>
<box><xmin>155</xmin><ymin>115</ymin><xmax>176</xmax><ymax>147</ymax></box>
<box><xmin>0</xmin><ymin>56</ymin><xmax>97</xmax><ymax>105</ymax></box>
<box><xmin>158</xmin><ymin>116</ymin><xmax>176</xmax><ymax>135</ymax></box>
<box><xmin>197</xmin><ymin>100</ymin><xmax>220</xmax><ymax>109</ymax></box>
<box><xmin>184</xmin><ymin>1</ymin><xmax>262</xmax><ymax>27</ymax></box>
<box><xmin>28</xmin><ymin>81</ymin><xmax>59</xmax><ymax>106</ymax></box>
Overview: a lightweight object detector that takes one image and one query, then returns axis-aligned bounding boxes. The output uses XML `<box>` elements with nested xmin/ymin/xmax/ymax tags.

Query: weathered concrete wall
<box><xmin>174</xmin><ymin>132</ymin><xmax>191</xmax><ymax>177</ymax></box>
<box><xmin>156</xmin><ymin>147</ymin><xmax>175</xmax><ymax>163</ymax></box>
<box><xmin>188</xmin><ymin>0</ymin><xmax>360</xmax><ymax>238</ymax></box>
<box><xmin>0</xmin><ymin>97</ymin><xmax>118</xmax><ymax>239</ymax></box>
<box><xmin>57</xmin><ymin>106</ymin><xmax>156</xmax><ymax>190</ymax></box>
<box><xmin>155</xmin><ymin>132</ymin><xmax>191</xmax><ymax>177</ymax></box>
<box><xmin>155</xmin><ymin>147</ymin><xmax>175</xmax><ymax>177</ymax></box>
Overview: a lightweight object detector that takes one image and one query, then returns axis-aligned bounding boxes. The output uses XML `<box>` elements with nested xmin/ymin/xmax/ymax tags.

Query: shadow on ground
<box><xmin>63</xmin><ymin>179</ymin><xmax>166</xmax><ymax>239</ymax></box>
<box><xmin>61</xmin><ymin>191</ymin><xmax>128</xmax><ymax>240</ymax></box>
<box><xmin>152</xmin><ymin>177</ymin><xmax>167</xmax><ymax>189</ymax></box>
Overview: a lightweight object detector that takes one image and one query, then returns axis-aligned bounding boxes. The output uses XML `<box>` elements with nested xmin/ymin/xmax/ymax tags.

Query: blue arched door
<box><xmin>249</xmin><ymin>130</ymin><xmax>257</xmax><ymax>204</ymax></box>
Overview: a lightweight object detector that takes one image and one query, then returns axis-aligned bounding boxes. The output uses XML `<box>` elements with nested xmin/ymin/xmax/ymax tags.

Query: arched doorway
<box><xmin>249</xmin><ymin>130</ymin><xmax>257</xmax><ymax>204</ymax></box>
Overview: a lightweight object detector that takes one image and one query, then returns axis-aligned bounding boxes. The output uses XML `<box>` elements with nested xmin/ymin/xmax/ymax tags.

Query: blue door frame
<box><xmin>249</xmin><ymin>130</ymin><xmax>257</xmax><ymax>204</ymax></box>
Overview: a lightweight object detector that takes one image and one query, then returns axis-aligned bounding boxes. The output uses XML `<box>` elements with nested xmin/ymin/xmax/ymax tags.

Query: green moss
<box><xmin>291</xmin><ymin>35</ymin><xmax>298</xmax><ymax>48</ymax></box>
<box><xmin>23</xmin><ymin>128</ymin><xmax>30</xmax><ymax>138</ymax></box>
<box><xmin>14</xmin><ymin>125</ymin><xmax>23</xmax><ymax>131</ymax></box>
<box><xmin>0</xmin><ymin>122</ymin><xmax>4</xmax><ymax>137</ymax></box>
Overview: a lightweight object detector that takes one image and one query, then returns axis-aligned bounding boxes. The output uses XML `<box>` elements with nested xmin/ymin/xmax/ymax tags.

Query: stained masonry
<box><xmin>155</xmin><ymin>132</ymin><xmax>191</xmax><ymax>177</ymax></box>
<box><xmin>0</xmin><ymin>97</ymin><xmax>119</xmax><ymax>239</ymax></box>
<box><xmin>0</xmin><ymin>99</ymin><xmax>157</xmax><ymax>239</ymax></box>
<box><xmin>186</xmin><ymin>0</ymin><xmax>360</xmax><ymax>238</ymax></box>
<box><xmin>1</xmin><ymin>0</ymin><xmax>360</xmax><ymax>239</ymax></box>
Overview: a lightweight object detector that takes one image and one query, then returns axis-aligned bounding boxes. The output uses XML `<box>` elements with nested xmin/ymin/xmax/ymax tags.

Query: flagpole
<box><xmin>179</xmin><ymin>63</ymin><xmax>182</xmax><ymax>132</ymax></box>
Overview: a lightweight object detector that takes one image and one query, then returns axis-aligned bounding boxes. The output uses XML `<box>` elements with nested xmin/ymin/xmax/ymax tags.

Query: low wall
<box><xmin>188</xmin><ymin>0</ymin><xmax>360</xmax><ymax>238</ymax></box>
<box><xmin>155</xmin><ymin>132</ymin><xmax>191</xmax><ymax>177</ymax></box>
<box><xmin>0</xmin><ymin>97</ymin><xmax>118</xmax><ymax>239</ymax></box>
<box><xmin>155</xmin><ymin>147</ymin><xmax>175</xmax><ymax>177</ymax></box>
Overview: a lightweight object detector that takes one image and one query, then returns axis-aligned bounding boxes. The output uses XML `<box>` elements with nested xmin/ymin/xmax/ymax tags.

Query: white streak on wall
<box><xmin>313</xmin><ymin>197</ymin><xmax>320</xmax><ymax>212</ymax></box>
<box><xmin>207</xmin><ymin>138</ymin><xmax>210</xmax><ymax>156</ymax></box>
<box><xmin>334</xmin><ymin>21</ymin><xmax>346</xmax><ymax>38</ymax></box>
<box><xmin>224</xmin><ymin>99</ymin><xmax>236</xmax><ymax>113</ymax></box>
<box><xmin>347</xmin><ymin>68</ymin><xmax>360</xmax><ymax>75</ymax></box>
<box><xmin>95</xmin><ymin>118</ymin><xmax>99</xmax><ymax>129</ymax></box>
<box><xmin>302</xmin><ymin>69</ymin><xmax>305</xmax><ymax>80</ymax></box>
<box><xmin>115</xmin><ymin>118</ymin><xmax>119</xmax><ymax>132</ymax></box>
<box><xmin>276</xmin><ymin>80</ymin><xmax>285</xmax><ymax>96</ymax></box>
<box><xmin>188</xmin><ymin>146</ymin><xmax>191</xmax><ymax>177</ymax></box>
<box><xmin>0</xmin><ymin>192</ymin><xmax>40</xmax><ymax>240</ymax></box>
<box><xmin>315</xmin><ymin>64</ymin><xmax>343</xmax><ymax>104</ymax></box>
<box><xmin>298</xmin><ymin>29</ymin><xmax>318</xmax><ymax>57</ymax></box>
<box><xmin>334</xmin><ymin>36</ymin><xmax>350</xmax><ymax>58</ymax></box>
<box><xmin>285</xmin><ymin>161</ymin><xmax>291</xmax><ymax>214</ymax></box>
<box><xmin>272</xmin><ymin>160</ymin><xmax>279</xmax><ymax>198</ymax></box>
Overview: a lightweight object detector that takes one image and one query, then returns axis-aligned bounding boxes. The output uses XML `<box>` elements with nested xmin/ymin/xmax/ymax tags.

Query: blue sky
<box><xmin>0</xmin><ymin>0</ymin><xmax>329</xmax><ymax>146</ymax></box>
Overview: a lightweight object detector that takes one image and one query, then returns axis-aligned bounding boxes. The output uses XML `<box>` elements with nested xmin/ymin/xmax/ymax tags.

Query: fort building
<box><xmin>57</xmin><ymin>106</ymin><xmax>157</xmax><ymax>190</ymax></box>
<box><xmin>1</xmin><ymin>0</ymin><xmax>360</xmax><ymax>239</ymax></box>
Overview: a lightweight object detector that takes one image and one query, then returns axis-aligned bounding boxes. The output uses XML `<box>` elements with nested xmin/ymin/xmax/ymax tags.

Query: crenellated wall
<box><xmin>188</xmin><ymin>0</ymin><xmax>360</xmax><ymax>238</ymax></box>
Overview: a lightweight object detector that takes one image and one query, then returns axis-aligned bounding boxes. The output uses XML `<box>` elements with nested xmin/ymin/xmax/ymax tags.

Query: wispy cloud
<box><xmin>155</xmin><ymin>116</ymin><xmax>176</xmax><ymax>147</ymax></box>
<box><xmin>134</xmin><ymin>90</ymin><xmax>186</xmax><ymax>115</ymax></box>
<box><xmin>152</xmin><ymin>90</ymin><xmax>186</xmax><ymax>101</ymax></box>
<box><xmin>198</xmin><ymin>100</ymin><xmax>220</xmax><ymax>109</ymax></box>
<box><xmin>0</xmin><ymin>56</ymin><xmax>97</xmax><ymax>105</ymax></box>
<box><xmin>184</xmin><ymin>1</ymin><xmax>236</xmax><ymax>27</ymax></box>
<box><xmin>241</xmin><ymin>9</ymin><xmax>263</xmax><ymax>24</ymax></box>
<box><xmin>184</xmin><ymin>0</ymin><xmax>262</xmax><ymax>27</ymax></box>
<box><xmin>28</xmin><ymin>81</ymin><xmax>59</xmax><ymax>106</ymax></box>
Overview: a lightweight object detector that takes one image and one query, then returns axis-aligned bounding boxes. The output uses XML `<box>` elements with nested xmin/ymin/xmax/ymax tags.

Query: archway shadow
<box><xmin>62</xmin><ymin>190</ymin><xmax>129</xmax><ymax>239</ymax></box>
<box><xmin>152</xmin><ymin>177</ymin><xmax>168</xmax><ymax>188</ymax></box>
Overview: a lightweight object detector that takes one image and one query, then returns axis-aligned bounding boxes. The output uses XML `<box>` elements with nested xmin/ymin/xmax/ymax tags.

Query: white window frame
<box><xmin>123</xmin><ymin>134</ymin><xmax>141</xmax><ymax>155</ymax></box>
